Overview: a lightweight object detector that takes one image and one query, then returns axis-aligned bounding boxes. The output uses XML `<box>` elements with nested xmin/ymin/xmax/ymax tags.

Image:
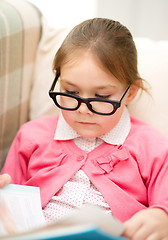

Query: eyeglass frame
<box><xmin>49</xmin><ymin>74</ymin><xmax>130</xmax><ymax>116</ymax></box>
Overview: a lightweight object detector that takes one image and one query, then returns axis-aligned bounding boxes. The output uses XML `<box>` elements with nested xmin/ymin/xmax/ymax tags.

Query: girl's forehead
<box><xmin>60</xmin><ymin>69</ymin><xmax>124</xmax><ymax>92</ymax></box>
<box><xmin>59</xmin><ymin>50</ymin><xmax>127</xmax><ymax>90</ymax></box>
<box><xmin>61</xmin><ymin>50</ymin><xmax>107</xmax><ymax>74</ymax></box>
<box><xmin>61</xmin><ymin>49</ymin><xmax>92</xmax><ymax>65</ymax></box>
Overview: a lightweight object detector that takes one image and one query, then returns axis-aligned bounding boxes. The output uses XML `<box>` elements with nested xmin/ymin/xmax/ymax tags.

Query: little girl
<box><xmin>1</xmin><ymin>18</ymin><xmax>168</xmax><ymax>239</ymax></box>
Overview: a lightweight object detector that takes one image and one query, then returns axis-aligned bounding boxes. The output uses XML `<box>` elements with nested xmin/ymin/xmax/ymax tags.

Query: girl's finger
<box><xmin>0</xmin><ymin>174</ymin><xmax>11</xmax><ymax>187</ymax></box>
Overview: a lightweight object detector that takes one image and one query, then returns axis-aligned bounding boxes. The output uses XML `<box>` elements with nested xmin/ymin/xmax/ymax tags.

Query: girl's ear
<box><xmin>125</xmin><ymin>80</ymin><xmax>141</xmax><ymax>104</ymax></box>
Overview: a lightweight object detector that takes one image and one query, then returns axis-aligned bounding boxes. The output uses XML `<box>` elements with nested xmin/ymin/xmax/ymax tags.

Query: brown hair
<box><xmin>53</xmin><ymin>18</ymin><xmax>146</xmax><ymax>90</ymax></box>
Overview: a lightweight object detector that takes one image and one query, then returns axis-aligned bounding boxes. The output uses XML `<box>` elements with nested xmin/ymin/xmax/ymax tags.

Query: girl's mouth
<box><xmin>78</xmin><ymin>122</ymin><xmax>96</xmax><ymax>125</ymax></box>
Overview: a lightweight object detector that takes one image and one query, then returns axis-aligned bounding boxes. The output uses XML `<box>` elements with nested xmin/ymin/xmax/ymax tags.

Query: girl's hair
<box><xmin>53</xmin><ymin>18</ymin><xmax>146</xmax><ymax>90</ymax></box>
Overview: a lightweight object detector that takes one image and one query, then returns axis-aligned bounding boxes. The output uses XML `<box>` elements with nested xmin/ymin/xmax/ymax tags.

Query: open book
<box><xmin>0</xmin><ymin>184</ymin><xmax>127</xmax><ymax>240</ymax></box>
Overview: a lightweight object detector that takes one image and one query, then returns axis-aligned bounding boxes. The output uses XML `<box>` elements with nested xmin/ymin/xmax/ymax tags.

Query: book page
<box><xmin>0</xmin><ymin>204</ymin><xmax>125</xmax><ymax>240</ymax></box>
<box><xmin>0</xmin><ymin>184</ymin><xmax>46</xmax><ymax>235</ymax></box>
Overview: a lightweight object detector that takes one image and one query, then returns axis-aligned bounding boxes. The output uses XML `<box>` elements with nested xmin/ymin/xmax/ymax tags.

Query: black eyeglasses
<box><xmin>49</xmin><ymin>74</ymin><xmax>130</xmax><ymax>116</ymax></box>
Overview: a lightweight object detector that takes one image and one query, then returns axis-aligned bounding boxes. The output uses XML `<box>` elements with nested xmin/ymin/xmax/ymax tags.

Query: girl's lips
<box><xmin>78</xmin><ymin>122</ymin><xmax>96</xmax><ymax>125</ymax></box>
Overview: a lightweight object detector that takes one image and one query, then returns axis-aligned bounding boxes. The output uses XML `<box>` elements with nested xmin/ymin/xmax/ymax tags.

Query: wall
<box><xmin>28</xmin><ymin>0</ymin><xmax>168</xmax><ymax>40</ymax></box>
<box><xmin>28</xmin><ymin>0</ymin><xmax>97</xmax><ymax>29</ymax></box>
<box><xmin>96</xmin><ymin>0</ymin><xmax>168</xmax><ymax>40</ymax></box>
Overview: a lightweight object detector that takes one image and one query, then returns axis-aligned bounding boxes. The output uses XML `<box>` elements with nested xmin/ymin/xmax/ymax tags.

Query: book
<box><xmin>0</xmin><ymin>184</ymin><xmax>127</xmax><ymax>240</ymax></box>
<box><xmin>0</xmin><ymin>184</ymin><xmax>46</xmax><ymax>235</ymax></box>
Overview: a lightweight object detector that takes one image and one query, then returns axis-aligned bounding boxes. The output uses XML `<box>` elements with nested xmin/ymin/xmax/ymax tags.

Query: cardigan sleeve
<box><xmin>137</xmin><ymin>129</ymin><xmax>168</xmax><ymax>213</ymax></box>
<box><xmin>1</xmin><ymin>116</ymin><xmax>58</xmax><ymax>184</ymax></box>
<box><xmin>1</xmin><ymin>128</ymin><xmax>31</xmax><ymax>183</ymax></box>
<box><xmin>147</xmin><ymin>148</ymin><xmax>168</xmax><ymax>213</ymax></box>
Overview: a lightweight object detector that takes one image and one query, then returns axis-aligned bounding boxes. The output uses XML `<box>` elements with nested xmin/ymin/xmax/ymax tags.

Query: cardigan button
<box><xmin>77</xmin><ymin>155</ymin><xmax>86</xmax><ymax>161</ymax></box>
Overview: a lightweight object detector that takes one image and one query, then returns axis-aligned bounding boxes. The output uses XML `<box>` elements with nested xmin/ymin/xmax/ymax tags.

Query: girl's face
<box><xmin>60</xmin><ymin>51</ymin><xmax>135</xmax><ymax>138</ymax></box>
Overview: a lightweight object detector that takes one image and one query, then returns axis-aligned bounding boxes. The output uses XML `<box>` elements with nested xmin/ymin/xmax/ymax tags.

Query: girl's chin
<box><xmin>76</xmin><ymin>129</ymin><xmax>101</xmax><ymax>139</ymax></box>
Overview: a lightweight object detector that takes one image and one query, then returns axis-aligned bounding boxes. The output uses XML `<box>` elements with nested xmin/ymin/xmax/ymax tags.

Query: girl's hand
<box><xmin>0</xmin><ymin>174</ymin><xmax>11</xmax><ymax>188</ymax></box>
<box><xmin>123</xmin><ymin>208</ymin><xmax>168</xmax><ymax>240</ymax></box>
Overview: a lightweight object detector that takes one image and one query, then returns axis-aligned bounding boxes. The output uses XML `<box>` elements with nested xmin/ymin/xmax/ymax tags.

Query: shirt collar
<box><xmin>54</xmin><ymin>107</ymin><xmax>131</xmax><ymax>145</ymax></box>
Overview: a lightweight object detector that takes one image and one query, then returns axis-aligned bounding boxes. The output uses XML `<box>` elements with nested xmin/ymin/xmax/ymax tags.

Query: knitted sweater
<box><xmin>2</xmin><ymin>115</ymin><xmax>168</xmax><ymax>222</ymax></box>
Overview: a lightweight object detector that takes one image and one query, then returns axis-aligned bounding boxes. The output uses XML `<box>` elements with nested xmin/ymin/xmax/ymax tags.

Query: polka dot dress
<box><xmin>42</xmin><ymin>137</ymin><xmax>111</xmax><ymax>224</ymax></box>
<box><xmin>43</xmin><ymin>108</ymin><xmax>131</xmax><ymax>224</ymax></box>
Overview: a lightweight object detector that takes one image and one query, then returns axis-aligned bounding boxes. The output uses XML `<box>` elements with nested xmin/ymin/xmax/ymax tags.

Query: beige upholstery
<box><xmin>128</xmin><ymin>38</ymin><xmax>168</xmax><ymax>138</ymax></box>
<box><xmin>0</xmin><ymin>0</ymin><xmax>41</xmax><ymax>169</ymax></box>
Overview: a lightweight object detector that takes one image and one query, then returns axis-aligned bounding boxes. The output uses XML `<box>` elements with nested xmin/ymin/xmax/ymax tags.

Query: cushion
<box><xmin>29</xmin><ymin>19</ymin><xmax>70</xmax><ymax>120</ymax></box>
<box><xmin>128</xmin><ymin>38</ymin><xmax>168</xmax><ymax>138</ymax></box>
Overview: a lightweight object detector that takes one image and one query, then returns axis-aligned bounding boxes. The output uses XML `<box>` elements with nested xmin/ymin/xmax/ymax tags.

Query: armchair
<box><xmin>1</xmin><ymin>0</ymin><xmax>168</xmax><ymax>170</ymax></box>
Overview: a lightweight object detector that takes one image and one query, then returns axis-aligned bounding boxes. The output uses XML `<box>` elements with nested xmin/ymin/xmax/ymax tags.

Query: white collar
<box><xmin>54</xmin><ymin>107</ymin><xmax>131</xmax><ymax>145</ymax></box>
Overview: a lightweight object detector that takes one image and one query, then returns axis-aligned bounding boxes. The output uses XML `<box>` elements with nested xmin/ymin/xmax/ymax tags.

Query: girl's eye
<box><xmin>95</xmin><ymin>94</ymin><xmax>111</xmax><ymax>99</ymax></box>
<box><xmin>65</xmin><ymin>90</ymin><xmax>79</xmax><ymax>95</ymax></box>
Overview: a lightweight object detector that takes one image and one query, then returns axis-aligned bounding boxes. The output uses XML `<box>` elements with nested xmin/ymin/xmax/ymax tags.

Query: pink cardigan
<box><xmin>2</xmin><ymin>115</ymin><xmax>168</xmax><ymax>222</ymax></box>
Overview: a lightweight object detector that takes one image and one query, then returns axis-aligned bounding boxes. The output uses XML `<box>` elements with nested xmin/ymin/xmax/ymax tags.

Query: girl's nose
<box><xmin>77</xmin><ymin>103</ymin><xmax>93</xmax><ymax>115</ymax></box>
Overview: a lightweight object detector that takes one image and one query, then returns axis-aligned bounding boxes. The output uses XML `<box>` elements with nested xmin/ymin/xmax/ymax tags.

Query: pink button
<box><xmin>77</xmin><ymin>155</ymin><xmax>86</xmax><ymax>161</ymax></box>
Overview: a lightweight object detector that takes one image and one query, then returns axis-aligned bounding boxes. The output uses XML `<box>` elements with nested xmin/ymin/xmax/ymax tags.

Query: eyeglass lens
<box><xmin>56</xmin><ymin>95</ymin><xmax>114</xmax><ymax>114</ymax></box>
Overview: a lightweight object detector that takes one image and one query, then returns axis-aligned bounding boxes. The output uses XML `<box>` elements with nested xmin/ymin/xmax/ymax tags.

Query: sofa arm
<box><xmin>0</xmin><ymin>0</ymin><xmax>42</xmax><ymax>169</ymax></box>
